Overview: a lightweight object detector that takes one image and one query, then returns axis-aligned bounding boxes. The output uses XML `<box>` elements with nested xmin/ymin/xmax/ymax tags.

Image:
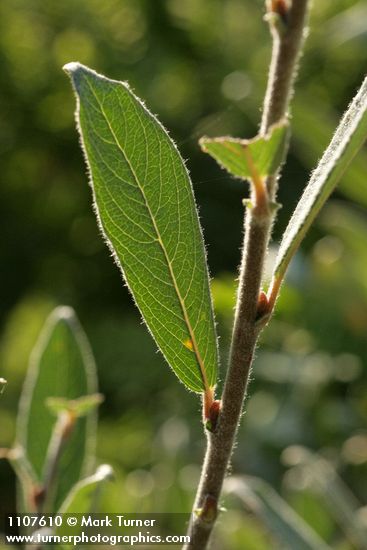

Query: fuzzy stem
<box><xmin>261</xmin><ymin>0</ymin><xmax>309</xmax><ymax>134</ymax></box>
<box><xmin>184</xmin><ymin>1</ymin><xmax>310</xmax><ymax>548</ymax></box>
<box><xmin>262</xmin><ymin>0</ymin><xmax>310</xmax><ymax>200</ymax></box>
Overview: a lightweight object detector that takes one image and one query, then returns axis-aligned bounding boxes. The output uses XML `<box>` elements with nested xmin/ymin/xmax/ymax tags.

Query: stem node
<box><xmin>195</xmin><ymin>494</ymin><xmax>218</xmax><ymax>524</ymax></box>
<box><xmin>205</xmin><ymin>400</ymin><xmax>222</xmax><ymax>433</ymax></box>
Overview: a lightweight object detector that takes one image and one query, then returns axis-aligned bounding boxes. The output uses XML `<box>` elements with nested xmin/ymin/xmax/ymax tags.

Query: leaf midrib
<box><xmin>85</xmin><ymin>81</ymin><xmax>211</xmax><ymax>393</ymax></box>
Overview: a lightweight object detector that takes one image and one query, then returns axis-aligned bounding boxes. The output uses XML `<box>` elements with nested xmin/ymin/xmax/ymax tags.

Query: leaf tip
<box><xmin>95</xmin><ymin>464</ymin><xmax>114</xmax><ymax>482</ymax></box>
<box><xmin>54</xmin><ymin>305</ymin><xmax>76</xmax><ymax>321</ymax></box>
<box><xmin>63</xmin><ymin>61</ymin><xmax>82</xmax><ymax>74</ymax></box>
<box><xmin>63</xmin><ymin>62</ymin><xmax>90</xmax><ymax>93</ymax></box>
<box><xmin>50</xmin><ymin>306</ymin><xmax>78</xmax><ymax>332</ymax></box>
<box><xmin>199</xmin><ymin>136</ymin><xmax>209</xmax><ymax>151</ymax></box>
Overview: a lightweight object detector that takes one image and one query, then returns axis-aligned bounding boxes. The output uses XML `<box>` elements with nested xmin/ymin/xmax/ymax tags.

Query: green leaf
<box><xmin>200</xmin><ymin>121</ymin><xmax>288</xmax><ymax>181</ymax></box>
<box><xmin>5</xmin><ymin>447</ymin><xmax>38</xmax><ymax>486</ymax></box>
<box><xmin>56</xmin><ymin>464</ymin><xmax>113</xmax><ymax>549</ymax></box>
<box><xmin>3</xmin><ymin>447</ymin><xmax>39</xmax><ymax>517</ymax></box>
<box><xmin>272</xmin><ymin>77</ymin><xmax>367</xmax><ymax>284</ymax></box>
<box><xmin>286</xmin><ymin>449</ymin><xmax>367</xmax><ymax>549</ymax></box>
<box><xmin>226</xmin><ymin>476</ymin><xmax>331</xmax><ymax>550</ymax></box>
<box><xmin>16</xmin><ymin>306</ymin><xmax>98</xmax><ymax>511</ymax></box>
<box><xmin>58</xmin><ymin>464</ymin><xmax>113</xmax><ymax>515</ymax></box>
<box><xmin>46</xmin><ymin>394</ymin><xmax>104</xmax><ymax>418</ymax></box>
<box><xmin>64</xmin><ymin>62</ymin><xmax>218</xmax><ymax>394</ymax></box>
<box><xmin>292</xmin><ymin>94</ymin><xmax>367</xmax><ymax>209</ymax></box>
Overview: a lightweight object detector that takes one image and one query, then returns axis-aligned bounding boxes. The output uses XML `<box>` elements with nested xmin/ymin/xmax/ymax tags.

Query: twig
<box><xmin>40</xmin><ymin>411</ymin><xmax>76</xmax><ymax>512</ymax></box>
<box><xmin>184</xmin><ymin>1</ymin><xmax>310</xmax><ymax>548</ymax></box>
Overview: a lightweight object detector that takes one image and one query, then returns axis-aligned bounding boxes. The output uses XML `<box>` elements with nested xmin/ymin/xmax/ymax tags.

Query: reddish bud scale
<box><xmin>199</xmin><ymin>494</ymin><xmax>218</xmax><ymax>523</ymax></box>
<box><xmin>270</xmin><ymin>0</ymin><xmax>289</xmax><ymax>24</ymax></box>
<box><xmin>205</xmin><ymin>399</ymin><xmax>221</xmax><ymax>432</ymax></box>
<box><xmin>256</xmin><ymin>290</ymin><xmax>269</xmax><ymax>321</ymax></box>
<box><xmin>31</xmin><ymin>485</ymin><xmax>45</xmax><ymax>511</ymax></box>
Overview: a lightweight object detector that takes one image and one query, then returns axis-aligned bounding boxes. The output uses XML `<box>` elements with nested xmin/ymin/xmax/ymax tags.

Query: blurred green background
<box><xmin>0</xmin><ymin>0</ymin><xmax>367</xmax><ymax>547</ymax></box>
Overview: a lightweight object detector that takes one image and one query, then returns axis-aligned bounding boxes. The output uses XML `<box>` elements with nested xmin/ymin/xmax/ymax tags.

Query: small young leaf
<box><xmin>17</xmin><ymin>306</ymin><xmax>98</xmax><ymax>511</ymax></box>
<box><xmin>226</xmin><ymin>476</ymin><xmax>331</xmax><ymax>550</ymax></box>
<box><xmin>64</xmin><ymin>63</ymin><xmax>218</xmax><ymax>394</ymax></box>
<box><xmin>272</xmin><ymin>77</ymin><xmax>367</xmax><ymax>287</ymax></box>
<box><xmin>200</xmin><ymin>121</ymin><xmax>288</xmax><ymax>181</ymax></box>
<box><xmin>46</xmin><ymin>394</ymin><xmax>104</xmax><ymax>418</ymax></box>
